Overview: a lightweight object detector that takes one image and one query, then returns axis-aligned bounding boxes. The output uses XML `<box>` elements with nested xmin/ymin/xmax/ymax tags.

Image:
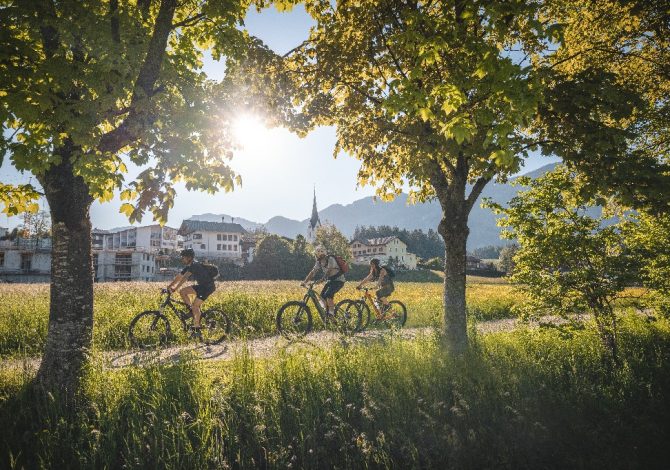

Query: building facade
<box><xmin>0</xmin><ymin>237</ymin><xmax>52</xmax><ymax>282</ymax></box>
<box><xmin>93</xmin><ymin>250</ymin><xmax>157</xmax><ymax>282</ymax></box>
<box><xmin>350</xmin><ymin>236</ymin><xmax>418</xmax><ymax>270</ymax></box>
<box><xmin>179</xmin><ymin>220</ymin><xmax>248</xmax><ymax>264</ymax></box>
<box><xmin>92</xmin><ymin>225</ymin><xmax>179</xmax><ymax>253</ymax></box>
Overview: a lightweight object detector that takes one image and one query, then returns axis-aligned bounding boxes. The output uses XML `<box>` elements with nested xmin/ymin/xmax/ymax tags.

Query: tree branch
<box><xmin>110</xmin><ymin>0</ymin><xmax>121</xmax><ymax>43</ymax></box>
<box><xmin>172</xmin><ymin>12</ymin><xmax>207</xmax><ymax>29</ymax></box>
<box><xmin>466</xmin><ymin>175</ymin><xmax>492</xmax><ymax>213</ymax></box>
<box><xmin>98</xmin><ymin>0</ymin><xmax>177</xmax><ymax>155</ymax></box>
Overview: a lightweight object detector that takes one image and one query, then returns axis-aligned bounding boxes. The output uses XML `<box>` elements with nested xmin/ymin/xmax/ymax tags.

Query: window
<box><xmin>217</xmin><ymin>234</ymin><xmax>222</xmax><ymax>241</ymax></box>
<box><xmin>193</xmin><ymin>233</ymin><xmax>202</xmax><ymax>240</ymax></box>
<box><xmin>217</xmin><ymin>244</ymin><xmax>221</xmax><ymax>250</ymax></box>
<box><xmin>200</xmin><ymin>244</ymin><xmax>206</xmax><ymax>250</ymax></box>
<box><xmin>233</xmin><ymin>235</ymin><xmax>238</xmax><ymax>241</ymax></box>
<box><xmin>0</xmin><ymin>251</ymin><xmax>4</xmax><ymax>266</ymax></box>
<box><xmin>222</xmin><ymin>245</ymin><xmax>227</xmax><ymax>251</ymax></box>
<box><xmin>227</xmin><ymin>234</ymin><xmax>233</xmax><ymax>241</ymax></box>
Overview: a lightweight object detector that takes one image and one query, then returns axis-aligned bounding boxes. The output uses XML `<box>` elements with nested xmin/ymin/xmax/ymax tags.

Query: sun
<box><xmin>232</xmin><ymin>114</ymin><xmax>271</xmax><ymax>153</ymax></box>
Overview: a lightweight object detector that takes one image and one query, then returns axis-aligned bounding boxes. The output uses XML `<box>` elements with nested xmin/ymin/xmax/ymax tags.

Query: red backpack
<box><xmin>330</xmin><ymin>254</ymin><xmax>350</xmax><ymax>275</ymax></box>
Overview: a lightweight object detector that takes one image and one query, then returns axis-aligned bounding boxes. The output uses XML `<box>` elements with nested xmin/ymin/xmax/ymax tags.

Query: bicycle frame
<box><xmin>159</xmin><ymin>291</ymin><xmax>194</xmax><ymax>331</ymax></box>
<box><xmin>359</xmin><ymin>288</ymin><xmax>388</xmax><ymax>321</ymax></box>
<box><xmin>303</xmin><ymin>283</ymin><xmax>330</xmax><ymax>323</ymax></box>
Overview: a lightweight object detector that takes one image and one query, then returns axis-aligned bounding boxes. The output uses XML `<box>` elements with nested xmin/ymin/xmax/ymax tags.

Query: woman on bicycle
<box><xmin>357</xmin><ymin>258</ymin><xmax>394</xmax><ymax>312</ymax></box>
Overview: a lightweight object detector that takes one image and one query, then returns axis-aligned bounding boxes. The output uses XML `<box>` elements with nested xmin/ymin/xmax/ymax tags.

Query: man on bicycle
<box><xmin>167</xmin><ymin>248</ymin><xmax>216</xmax><ymax>338</ymax></box>
<box><xmin>357</xmin><ymin>258</ymin><xmax>394</xmax><ymax>312</ymax></box>
<box><xmin>301</xmin><ymin>245</ymin><xmax>345</xmax><ymax>316</ymax></box>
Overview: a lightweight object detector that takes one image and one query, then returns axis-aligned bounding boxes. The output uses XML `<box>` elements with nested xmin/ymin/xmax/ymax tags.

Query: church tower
<box><xmin>307</xmin><ymin>187</ymin><xmax>321</xmax><ymax>241</ymax></box>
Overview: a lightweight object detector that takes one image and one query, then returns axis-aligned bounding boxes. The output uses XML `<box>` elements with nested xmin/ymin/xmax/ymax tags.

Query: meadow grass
<box><xmin>0</xmin><ymin>280</ymin><xmax>521</xmax><ymax>357</ymax></box>
<box><xmin>1</xmin><ymin>313</ymin><xmax>669</xmax><ymax>469</ymax></box>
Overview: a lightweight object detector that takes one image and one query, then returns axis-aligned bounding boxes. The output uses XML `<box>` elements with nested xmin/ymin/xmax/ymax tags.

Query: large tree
<box><xmin>0</xmin><ymin>0</ymin><xmax>251</xmax><ymax>396</ymax></box>
<box><xmin>252</xmin><ymin>0</ymin><xmax>556</xmax><ymax>352</ymax></box>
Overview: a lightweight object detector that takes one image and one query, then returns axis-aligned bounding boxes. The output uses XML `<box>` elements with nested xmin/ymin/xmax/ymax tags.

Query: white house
<box><xmin>179</xmin><ymin>220</ymin><xmax>248</xmax><ymax>264</ymax></box>
<box><xmin>350</xmin><ymin>236</ymin><xmax>418</xmax><ymax>270</ymax></box>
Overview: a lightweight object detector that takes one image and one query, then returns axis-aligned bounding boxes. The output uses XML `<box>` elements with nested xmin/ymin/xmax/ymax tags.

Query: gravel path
<box><xmin>1</xmin><ymin>315</ymin><xmax>577</xmax><ymax>372</ymax></box>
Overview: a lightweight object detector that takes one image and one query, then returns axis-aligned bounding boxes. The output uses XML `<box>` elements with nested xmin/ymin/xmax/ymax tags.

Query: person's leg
<box><xmin>325</xmin><ymin>281</ymin><xmax>344</xmax><ymax>314</ymax></box>
<box><xmin>179</xmin><ymin>286</ymin><xmax>196</xmax><ymax>307</ymax></box>
<box><xmin>191</xmin><ymin>298</ymin><xmax>204</xmax><ymax>327</ymax></box>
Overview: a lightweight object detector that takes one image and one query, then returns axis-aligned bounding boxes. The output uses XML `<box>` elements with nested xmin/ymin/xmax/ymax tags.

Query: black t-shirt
<box><xmin>181</xmin><ymin>261</ymin><xmax>214</xmax><ymax>286</ymax></box>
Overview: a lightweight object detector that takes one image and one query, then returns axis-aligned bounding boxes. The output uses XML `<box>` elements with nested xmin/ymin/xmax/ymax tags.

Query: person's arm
<box><xmin>168</xmin><ymin>272</ymin><xmax>191</xmax><ymax>292</ymax></box>
<box><xmin>357</xmin><ymin>269</ymin><xmax>375</xmax><ymax>289</ymax></box>
<box><xmin>302</xmin><ymin>265</ymin><xmax>318</xmax><ymax>285</ymax></box>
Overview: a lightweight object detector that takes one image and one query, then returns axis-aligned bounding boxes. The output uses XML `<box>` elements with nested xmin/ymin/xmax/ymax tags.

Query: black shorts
<box><xmin>193</xmin><ymin>283</ymin><xmax>215</xmax><ymax>301</ymax></box>
<box><xmin>321</xmin><ymin>280</ymin><xmax>344</xmax><ymax>300</ymax></box>
<box><xmin>376</xmin><ymin>284</ymin><xmax>394</xmax><ymax>299</ymax></box>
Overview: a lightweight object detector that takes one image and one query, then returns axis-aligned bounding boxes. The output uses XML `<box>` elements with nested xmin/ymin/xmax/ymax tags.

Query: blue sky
<box><xmin>0</xmin><ymin>4</ymin><xmax>557</xmax><ymax>230</ymax></box>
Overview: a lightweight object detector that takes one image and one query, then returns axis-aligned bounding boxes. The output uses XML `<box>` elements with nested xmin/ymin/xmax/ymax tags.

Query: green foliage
<box><xmin>2</xmin><ymin>315</ymin><xmax>670</xmax><ymax>468</ymax></box>
<box><xmin>314</xmin><ymin>224</ymin><xmax>352</xmax><ymax>261</ymax></box>
<box><xmin>488</xmin><ymin>166</ymin><xmax>641</xmax><ymax>360</ymax></box>
<box><xmin>498</xmin><ymin>244</ymin><xmax>519</xmax><ymax>274</ymax></box>
<box><xmin>0</xmin><ymin>0</ymin><xmax>251</xmax><ymax>221</ymax></box>
<box><xmin>536</xmin><ymin>0</ymin><xmax>670</xmax><ymax>212</ymax></box>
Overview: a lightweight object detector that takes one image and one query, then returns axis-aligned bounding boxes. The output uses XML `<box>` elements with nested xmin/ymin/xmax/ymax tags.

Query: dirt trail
<box><xmin>2</xmin><ymin>316</ymin><xmax>574</xmax><ymax>372</ymax></box>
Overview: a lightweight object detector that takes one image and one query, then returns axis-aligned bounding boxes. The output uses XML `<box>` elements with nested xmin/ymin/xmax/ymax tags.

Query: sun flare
<box><xmin>232</xmin><ymin>114</ymin><xmax>271</xmax><ymax>153</ymax></box>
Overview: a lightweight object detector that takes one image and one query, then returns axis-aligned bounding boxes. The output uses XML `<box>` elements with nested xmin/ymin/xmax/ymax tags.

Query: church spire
<box><xmin>308</xmin><ymin>186</ymin><xmax>321</xmax><ymax>240</ymax></box>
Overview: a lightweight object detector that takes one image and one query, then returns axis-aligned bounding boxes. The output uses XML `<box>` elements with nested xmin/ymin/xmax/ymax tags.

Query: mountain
<box><xmin>190</xmin><ymin>163</ymin><xmax>559</xmax><ymax>249</ymax></box>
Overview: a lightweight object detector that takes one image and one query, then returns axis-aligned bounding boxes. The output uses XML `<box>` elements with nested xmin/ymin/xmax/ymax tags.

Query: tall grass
<box><xmin>1</xmin><ymin>314</ymin><xmax>669</xmax><ymax>468</ymax></box>
<box><xmin>0</xmin><ymin>281</ymin><xmax>520</xmax><ymax>357</ymax></box>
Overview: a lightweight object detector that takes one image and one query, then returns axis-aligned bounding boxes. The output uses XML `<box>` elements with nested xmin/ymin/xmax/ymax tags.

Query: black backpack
<box><xmin>381</xmin><ymin>265</ymin><xmax>395</xmax><ymax>279</ymax></box>
<box><xmin>202</xmin><ymin>262</ymin><xmax>219</xmax><ymax>281</ymax></box>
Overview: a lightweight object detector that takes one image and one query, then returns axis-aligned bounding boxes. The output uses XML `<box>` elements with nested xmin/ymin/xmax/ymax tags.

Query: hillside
<box><xmin>191</xmin><ymin>162</ymin><xmax>558</xmax><ymax>249</ymax></box>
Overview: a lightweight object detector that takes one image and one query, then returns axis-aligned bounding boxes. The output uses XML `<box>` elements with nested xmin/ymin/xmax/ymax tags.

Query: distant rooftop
<box><xmin>179</xmin><ymin>220</ymin><xmax>248</xmax><ymax>235</ymax></box>
<box><xmin>351</xmin><ymin>236</ymin><xmax>399</xmax><ymax>246</ymax></box>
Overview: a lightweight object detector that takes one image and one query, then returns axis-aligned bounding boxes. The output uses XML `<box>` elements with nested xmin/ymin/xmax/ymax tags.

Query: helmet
<box><xmin>180</xmin><ymin>248</ymin><xmax>195</xmax><ymax>258</ymax></box>
<box><xmin>370</xmin><ymin>258</ymin><xmax>381</xmax><ymax>267</ymax></box>
<box><xmin>314</xmin><ymin>245</ymin><xmax>327</xmax><ymax>257</ymax></box>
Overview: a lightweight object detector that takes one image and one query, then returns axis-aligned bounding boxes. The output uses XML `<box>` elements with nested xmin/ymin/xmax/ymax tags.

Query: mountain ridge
<box><xmin>189</xmin><ymin>162</ymin><xmax>559</xmax><ymax>249</ymax></box>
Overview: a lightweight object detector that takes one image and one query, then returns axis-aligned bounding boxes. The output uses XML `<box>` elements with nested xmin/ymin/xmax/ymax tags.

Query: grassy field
<box><xmin>1</xmin><ymin>314</ymin><xmax>669</xmax><ymax>468</ymax></box>
<box><xmin>0</xmin><ymin>279</ymin><xmax>524</xmax><ymax>357</ymax></box>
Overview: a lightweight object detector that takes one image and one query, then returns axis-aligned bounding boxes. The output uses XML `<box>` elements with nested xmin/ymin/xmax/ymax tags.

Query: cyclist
<box><xmin>167</xmin><ymin>248</ymin><xmax>217</xmax><ymax>338</ymax></box>
<box><xmin>357</xmin><ymin>258</ymin><xmax>394</xmax><ymax>312</ymax></box>
<box><xmin>301</xmin><ymin>245</ymin><xmax>345</xmax><ymax>317</ymax></box>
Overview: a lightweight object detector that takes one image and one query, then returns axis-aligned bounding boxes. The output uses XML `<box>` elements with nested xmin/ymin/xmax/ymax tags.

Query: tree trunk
<box><xmin>35</xmin><ymin>156</ymin><xmax>94</xmax><ymax>400</ymax></box>
<box><xmin>438</xmin><ymin>198</ymin><xmax>470</xmax><ymax>355</ymax></box>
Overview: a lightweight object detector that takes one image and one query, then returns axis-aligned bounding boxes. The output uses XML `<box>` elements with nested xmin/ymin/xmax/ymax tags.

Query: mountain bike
<box><xmin>353</xmin><ymin>287</ymin><xmax>407</xmax><ymax>331</ymax></box>
<box><xmin>128</xmin><ymin>288</ymin><xmax>231</xmax><ymax>348</ymax></box>
<box><xmin>275</xmin><ymin>282</ymin><xmax>362</xmax><ymax>338</ymax></box>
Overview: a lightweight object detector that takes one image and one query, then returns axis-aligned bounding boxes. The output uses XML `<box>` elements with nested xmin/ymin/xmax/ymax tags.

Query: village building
<box><xmin>350</xmin><ymin>236</ymin><xmax>418</xmax><ymax>270</ymax></box>
<box><xmin>92</xmin><ymin>224</ymin><xmax>179</xmax><ymax>253</ymax></box>
<box><xmin>179</xmin><ymin>219</ymin><xmax>249</xmax><ymax>264</ymax></box>
<box><xmin>0</xmin><ymin>237</ymin><xmax>52</xmax><ymax>282</ymax></box>
<box><xmin>93</xmin><ymin>250</ymin><xmax>157</xmax><ymax>282</ymax></box>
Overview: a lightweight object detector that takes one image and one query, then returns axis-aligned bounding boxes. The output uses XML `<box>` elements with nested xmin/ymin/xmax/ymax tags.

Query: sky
<box><xmin>0</xmin><ymin>5</ymin><xmax>558</xmax><ymax>230</ymax></box>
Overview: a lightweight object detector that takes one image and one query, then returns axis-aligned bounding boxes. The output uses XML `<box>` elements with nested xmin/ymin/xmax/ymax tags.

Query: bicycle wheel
<box><xmin>334</xmin><ymin>299</ymin><xmax>363</xmax><ymax>334</ymax></box>
<box><xmin>276</xmin><ymin>301</ymin><xmax>312</xmax><ymax>338</ymax></box>
<box><xmin>356</xmin><ymin>301</ymin><xmax>372</xmax><ymax>332</ymax></box>
<box><xmin>129</xmin><ymin>310</ymin><xmax>171</xmax><ymax>349</ymax></box>
<box><xmin>200</xmin><ymin>308</ymin><xmax>231</xmax><ymax>345</ymax></box>
<box><xmin>382</xmin><ymin>301</ymin><xmax>407</xmax><ymax>328</ymax></box>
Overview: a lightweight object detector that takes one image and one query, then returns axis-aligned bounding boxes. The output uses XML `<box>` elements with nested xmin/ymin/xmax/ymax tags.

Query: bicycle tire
<box><xmin>200</xmin><ymin>308</ymin><xmax>231</xmax><ymax>345</ymax></box>
<box><xmin>356</xmin><ymin>300</ymin><xmax>372</xmax><ymax>331</ymax></box>
<box><xmin>383</xmin><ymin>300</ymin><xmax>407</xmax><ymax>328</ymax></box>
<box><xmin>128</xmin><ymin>310</ymin><xmax>171</xmax><ymax>349</ymax></box>
<box><xmin>276</xmin><ymin>301</ymin><xmax>312</xmax><ymax>338</ymax></box>
<box><xmin>334</xmin><ymin>299</ymin><xmax>363</xmax><ymax>334</ymax></box>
